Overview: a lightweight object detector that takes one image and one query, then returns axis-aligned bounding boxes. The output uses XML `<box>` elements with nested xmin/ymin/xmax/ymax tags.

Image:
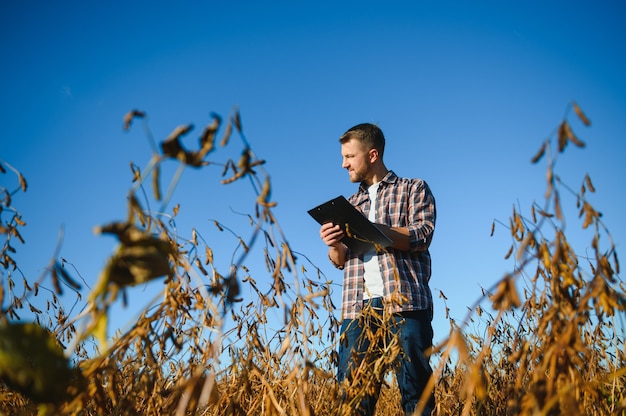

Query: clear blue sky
<box><xmin>2</xmin><ymin>1</ymin><xmax>625</xmax><ymax>346</ymax></box>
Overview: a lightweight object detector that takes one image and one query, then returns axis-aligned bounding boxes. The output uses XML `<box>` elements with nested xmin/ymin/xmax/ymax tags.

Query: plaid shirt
<box><xmin>340</xmin><ymin>171</ymin><xmax>436</xmax><ymax>320</ymax></box>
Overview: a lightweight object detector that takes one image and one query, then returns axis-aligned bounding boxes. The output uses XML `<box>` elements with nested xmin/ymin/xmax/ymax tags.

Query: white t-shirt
<box><xmin>363</xmin><ymin>182</ymin><xmax>384</xmax><ymax>299</ymax></box>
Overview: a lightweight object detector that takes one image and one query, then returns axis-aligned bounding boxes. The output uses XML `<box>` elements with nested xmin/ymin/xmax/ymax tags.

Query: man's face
<box><xmin>341</xmin><ymin>138</ymin><xmax>373</xmax><ymax>183</ymax></box>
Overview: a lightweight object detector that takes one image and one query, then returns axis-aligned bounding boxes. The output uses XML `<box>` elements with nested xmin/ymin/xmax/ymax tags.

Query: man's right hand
<box><xmin>321</xmin><ymin>222</ymin><xmax>347</xmax><ymax>269</ymax></box>
<box><xmin>320</xmin><ymin>222</ymin><xmax>344</xmax><ymax>247</ymax></box>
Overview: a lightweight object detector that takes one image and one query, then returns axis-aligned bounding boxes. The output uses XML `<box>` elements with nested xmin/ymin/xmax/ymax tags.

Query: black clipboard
<box><xmin>308</xmin><ymin>196</ymin><xmax>393</xmax><ymax>255</ymax></box>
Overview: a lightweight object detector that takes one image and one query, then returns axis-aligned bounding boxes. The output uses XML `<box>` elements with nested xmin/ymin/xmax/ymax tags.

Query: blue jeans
<box><xmin>337</xmin><ymin>297</ymin><xmax>435</xmax><ymax>416</ymax></box>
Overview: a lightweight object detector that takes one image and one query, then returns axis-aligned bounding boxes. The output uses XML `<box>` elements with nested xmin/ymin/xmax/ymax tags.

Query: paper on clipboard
<box><xmin>307</xmin><ymin>196</ymin><xmax>392</xmax><ymax>255</ymax></box>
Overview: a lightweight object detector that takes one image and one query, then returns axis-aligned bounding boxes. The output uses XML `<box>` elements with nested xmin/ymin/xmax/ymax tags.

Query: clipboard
<box><xmin>307</xmin><ymin>196</ymin><xmax>393</xmax><ymax>255</ymax></box>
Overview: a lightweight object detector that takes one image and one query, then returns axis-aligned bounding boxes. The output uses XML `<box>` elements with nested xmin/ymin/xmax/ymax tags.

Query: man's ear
<box><xmin>368</xmin><ymin>148</ymin><xmax>379</xmax><ymax>163</ymax></box>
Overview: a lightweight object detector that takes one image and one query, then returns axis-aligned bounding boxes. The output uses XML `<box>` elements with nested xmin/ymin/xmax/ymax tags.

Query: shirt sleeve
<box><xmin>407</xmin><ymin>179</ymin><xmax>436</xmax><ymax>252</ymax></box>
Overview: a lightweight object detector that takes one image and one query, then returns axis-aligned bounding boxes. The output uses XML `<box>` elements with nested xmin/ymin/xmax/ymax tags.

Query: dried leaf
<box><xmin>153</xmin><ymin>164</ymin><xmax>161</xmax><ymax>201</ymax></box>
<box><xmin>585</xmin><ymin>174</ymin><xmax>595</xmax><ymax>193</ymax></box>
<box><xmin>554</xmin><ymin>190</ymin><xmax>563</xmax><ymax>221</ymax></box>
<box><xmin>55</xmin><ymin>261</ymin><xmax>81</xmax><ymax>290</ymax></box>
<box><xmin>123</xmin><ymin>109</ymin><xmax>146</xmax><ymax>130</ymax></box>
<box><xmin>10</xmin><ymin>225</ymin><xmax>25</xmax><ymax>244</ymax></box>
<box><xmin>108</xmin><ymin>241</ymin><xmax>173</xmax><ymax>286</ymax></box>
<box><xmin>581</xmin><ymin>202</ymin><xmax>599</xmax><ymax>229</ymax></box>
<box><xmin>257</xmin><ymin>177</ymin><xmax>277</xmax><ymax>208</ymax></box>
<box><xmin>563</xmin><ymin>121</ymin><xmax>586</xmax><ymax>148</ymax></box>
<box><xmin>233</xmin><ymin>109</ymin><xmax>242</xmax><ymax>133</ymax></box>
<box><xmin>219</xmin><ymin>117</ymin><xmax>233</xmax><ymax>148</ymax></box>
<box><xmin>200</xmin><ymin>114</ymin><xmax>220</xmax><ymax>155</ymax></box>
<box><xmin>93</xmin><ymin>312</ymin><xmax>108</xmax><ymax>350</ymax></box>
<box><xmin>95</xmin><ymin>222</ymin><xmax>175</xmax><ymax>286</ymax></box>
<box><xmin>491</xmin><ymin>275</ymin><xmax>521</xmax><ymax>310</ymax></box>
<box><xmin>195</xmin><ymin>258</ymin><xmax>208</xmax><ymax>276</ymax></box>
<box><xmin>572</xmin><ymin>101</ymin><xmax>591</xmax><ymax>126</ymax></box>
<box><xmin>558</xmin><ymin>121</ymin><xmax>568</xmax><ymax>152</ymax></box>
<box><xmin>130</xmin><ymin>162</ymin><xmax>141</xmax><ymax>182</ymax></box>
<box><xmin>531</xmin><ymin>142</ymin><xmax>546</xmax><ymax>164</ymax></box>
<box><xmin>0</xmin><ymin>322</ymin><xmax>85</xmax><ymax>404</ymax></box>
<box><xmin>545</xmin><ymin>164</ymin><xmax>554</xmax><ymax>198</ymax></box>
<box><xmin>2</xmin><ymin>189</ymin><xmax>10</xmax><ymax>207</ymax></box>
<box><xmin>449</xmin><ymin>329</ymin><xmax>469</xmax><ymax>362</ymax></box>
<box><xmin>51</xmin><ymin>267</ymin><xmax>62</xmax><ymax>295</ymax></box>
<box><xmin>238</xmin><ymin>237</ymin><xmax>249</xmax><ymax>253</ymax></box>
<box><xmin>161</xmin><ymin>124</ymin><xmax>194</xmax><ymax>160</ymax></box>
<box><xmin>205</xmin><ymin>247</ymin><xmax>213</xmax><ymax>265</ymax></box>
<box><xmin>18</xmin><ymin>173</ymin><xmax>27</xmax><ymax>192</ymax></box>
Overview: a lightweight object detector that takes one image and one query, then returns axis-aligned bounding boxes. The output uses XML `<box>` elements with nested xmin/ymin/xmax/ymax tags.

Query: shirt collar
<box><xmin>357</xmin><ymin>170</ymin><xmax>397</xmax><ymax>194</ymax></box>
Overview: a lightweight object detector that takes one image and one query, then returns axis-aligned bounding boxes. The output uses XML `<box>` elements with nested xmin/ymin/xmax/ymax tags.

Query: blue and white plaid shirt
<box><xmin>340</xmin><ymin>171</ymin><xmax>436</xmax><ymax>320</ymax></box>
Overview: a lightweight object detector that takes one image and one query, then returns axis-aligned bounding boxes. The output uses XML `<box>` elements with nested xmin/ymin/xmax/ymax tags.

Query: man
<box><xmin>319</xmin><ymin>123</ymin><xmax>436</xmax><ymax>415</ymax></box>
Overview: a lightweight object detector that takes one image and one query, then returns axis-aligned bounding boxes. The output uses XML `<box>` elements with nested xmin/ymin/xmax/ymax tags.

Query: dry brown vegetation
<box><xmin>1</xmin><ymin>103</ymin><xmax>624</xmax><ymax>415</ymax></box>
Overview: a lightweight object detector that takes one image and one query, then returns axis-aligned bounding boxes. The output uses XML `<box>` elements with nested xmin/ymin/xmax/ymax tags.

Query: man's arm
<box><xmin>375</xmin><ymin>224</ymin><xmax>411</xmax><ymax>252</ymax></box>
<box><xmin>375</xmin><ymin>178</ymin><xmax>436</xmax><ymax>253</ymax></box>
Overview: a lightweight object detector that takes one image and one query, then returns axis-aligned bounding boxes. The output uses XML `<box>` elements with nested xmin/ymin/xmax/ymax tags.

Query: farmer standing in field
<box><xmin>319</xmin><ymin>123</ymin><xmax>436</xmax><ymax>416</ymax></box>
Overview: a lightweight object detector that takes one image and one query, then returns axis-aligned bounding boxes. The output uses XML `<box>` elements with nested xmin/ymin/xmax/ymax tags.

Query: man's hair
<box><xmin>339</xmin><ymin>123</ymin><xmax>385</xmax><ymax>157</ymax></box>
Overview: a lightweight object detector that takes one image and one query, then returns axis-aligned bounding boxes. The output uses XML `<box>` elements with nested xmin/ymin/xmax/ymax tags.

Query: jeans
<box><xmin>337</xmin><ymin>297</ymin><xmax>435</xmax><ymax>416</ymax></box>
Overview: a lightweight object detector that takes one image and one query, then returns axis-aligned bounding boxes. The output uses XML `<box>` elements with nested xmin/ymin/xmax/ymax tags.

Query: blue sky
<box><xmin>2</xmin><ymin>1</ymin><xmax>625</xmax><ymax>347</ymax></box>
